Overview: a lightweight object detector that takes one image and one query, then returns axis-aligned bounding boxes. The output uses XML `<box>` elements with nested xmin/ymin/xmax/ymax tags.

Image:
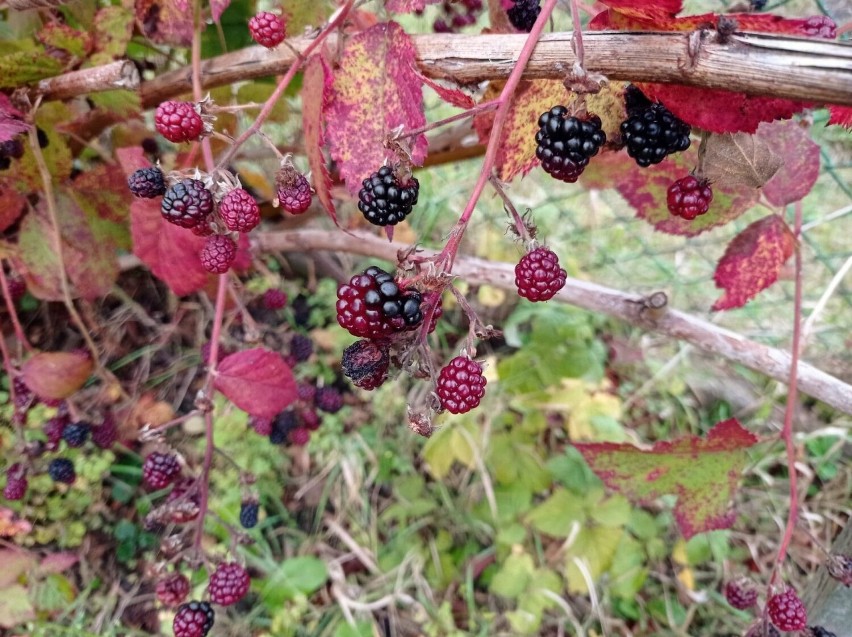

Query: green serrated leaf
<box><xmin>0</xmin><ymin>48</ymin><xmax>64</xmax><ymax>88</ymax></box>
<box><xmin>261</xmin><ymin>556</ymin><xmax>328</xmax><ymax>606</ymax></box>
<box><xmin>489</xmin><ymin>551</ymin><xmax>535</xmax><ymax>598</ymax></box>
<box><xmin>525</xmin><ymin>488</ymin><xmax>586</xmax><ymax>537</ymax></box>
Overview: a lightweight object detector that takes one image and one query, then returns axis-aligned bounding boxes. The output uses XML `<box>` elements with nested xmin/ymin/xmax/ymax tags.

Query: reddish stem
<box><xmin>435</xmin><ymin>0</ymin><xmax>560</xmax><ymax>271</ymax></box>
<box><xmin>398</xmin><ymin>99</ymin><xmax>500</xmax><ymax>140</ymax></box>
<box><xmin>192</xmin><ymin>0</ymin><xmax>216</xmax><ymax>172</ymax></box>
<box><xmin>0</xmin><ymin>265</ymin><xmax>32</xmax><ymax>354</ymax></box>
<box><xmin>569</xmin><ymin>0</ymin><xmax>585</xmax><ymax>68</ymax></box>
<box><xmin>489</xmin><ymin>174</ymin><xmax>532</xmax><ymax>243</ymax></box>
<box><xmin>214</xmin><ymin>0</ymin><xmax>356</xmax><ymax>171</ymax></box>
<box><xmin>770</xmin><ymin>203</ymin><xmax>805</xmax><ymax>587</ymax></box>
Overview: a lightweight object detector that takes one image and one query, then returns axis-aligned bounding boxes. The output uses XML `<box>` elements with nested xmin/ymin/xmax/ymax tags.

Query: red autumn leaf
<box><xmin>413</xmin><ymin>68</ymin><xmax>476</xmax><ymax>110</ymax></box>
<box><xmin>22</xmin><ymin>351</ymin><xmax>94</xmax><ymax>400</ymax></box>
<box><xmin>828</xmin><ymin>105</ymin><xmax>852</xmax><ymax>129</ymax></box>
<box><xmin>134</xmin><ymin>0</ymin><xmax>193</xmax><ymax>46</ymax></box>
<box><xmin>214</xmin><ymin>348</ymin><xmax>297</xmax><ymax>418</ymax></box>
<box><xmin>0</xmin><ymin>93</ymin><xmax>29</xmax><ymax>143</ymax></box>
<box><xmin>575</xmin><ymin>419</ymin><xmax>759</xmax><ymax>539</ymax></box>
<box><xmin>580</xmin><ymin>148</ymin><xmax>758</xmax><ymax>237</ymax></box>
<box><xmin>302</xmin><ymin>52</ymin><xmax>337</xmax><ymax>225</ymax></box>
<box><xmin>712</xmin><ymin>215</ymin><xmax>796</xmax><ymax>311</ymax></box>
<box><xmin>0</xmin><ymin>180</ymin><xmax>26</xmax><ymax>233</ymax></box>
<box><xmin>210</xmin><ymin>0</ymin><xmax>230</xmax><ymax>22</ymax></box>
<box><xmin>386</xmin><ymin>0</ymin><xmax>440</xmax><ymax>12</ymax></box>
<box><xmin>594</xmin><ymin>0</ymin><xmax>681</xmax><ymax>24</ymax></box>
<box><xmin>758</xmin><ymin>120</ymin><xmax>820</xmax><ymax>207</ymax></box>
<box><xmin>325</xmin><ymin>21</ymin><xmax>427</xmax><ymax>194</ymax></box>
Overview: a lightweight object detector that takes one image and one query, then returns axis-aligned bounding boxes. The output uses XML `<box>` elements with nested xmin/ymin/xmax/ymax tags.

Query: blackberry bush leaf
<box><xmin>302</xmin><ymin>54</ymin><xmax>337</xmax><ymax>223</ymax></box>
<box><xmin>133</xmin><ymin>0</ymin><xmax>193</xmax><ymax>46</ymax></box>
<box><xmin>283</xmin><ymin>0</ymin><xmax>332</xmax><ymax>34</ymax></box>
<box><xmin>712</xmin><ymin>215</ymin><xmax>796</xmax><ymax>311</ymax></box>
<box><xmin>758</xmin><ymin>120</ymin><xmax>820</xmax><ymax>207</ymax></box>
<box><xmin>22</xmin><ymin>351</ymin><xmax>93</xmax><ymax>400</ymax></box>
<box><xmin>828</xmin><ymin>106</ymin><xmax>852</xmax><ymax>129</ymax></box>
<box><xmin>261</xmin><ymin>556</ymin><xmax>328</xmax><ymax>606</ymax></box>
<box><xmin>701</xmin><ymin>132</ymin><xmax>782</xmax><ymax>190</ymax></box>
<box><xmin>214</xmin><ymin>348</ymin><xmax>297</xmax><ymax>419</ymax></box>
<box><xmin>413</xmin><ymin>69</ymin><xmax>476</xmax><ymax>110</ymax></box>
<box><xmin>325</xmin><ymin>21</ymin><xmax>427</xmax><ymax>195</ymax></box>
<box><xmin>574</xmin><ymin>419</ymin><xmax>759</xmax><ymax>539</ymax></box>
<box><xmin>0</xmin><ymin>94</ymin><xmax>28</xmax><ymax>143</ymax></box>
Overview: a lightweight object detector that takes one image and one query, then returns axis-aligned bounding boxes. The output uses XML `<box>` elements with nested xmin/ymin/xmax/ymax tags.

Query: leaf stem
<box><xmin>0</xmin><ymin>265</ymin><xmax>33</xmax><ymax>354</ymax></box>
<box><xmin>769</xmin><ymin>202</ymin><xmax>805</xmax><ymax>587</ymax></box>
<box><xmin>397</xmin><ymin>99</ymin><xmax>500</xmax><ymax>140</ymax></box>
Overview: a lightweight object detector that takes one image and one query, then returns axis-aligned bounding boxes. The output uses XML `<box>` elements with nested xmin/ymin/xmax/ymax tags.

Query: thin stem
<box><xmin>397</xmin><ymin>99</ymin><xmax>500</xmax><ymax>140</ymax></box>
<box><xmin>569</xmin><ymin>0</ymin><xmax>585</xmax><ymax>68</ymax></box>
<box><xmin>214</xmin><ymin>0</ymin><xmax>356</xmax><ymax>171</ymax></box>
<box><xmin>193</xmin><ymin>410</ymin><xmax>216</xmax><ymax>553</ymax></box>
<box><xmin>489</xmin><ymin>174</ymin><xmax>532</xmax><ymax>243</ymax></box>
<box><xmin>435</xmin><ymin>0</ymin><xmax>560</xmax><ymax>271</ymax></box>
<box><xmin>0</xmin><ymin>265</ymin><xmax>33</xmax><ymax>354</ymax></box>
<box><xmin>770</xmin><ymin>203</ymin><xmax>805</xmax><ymax>588</ymax></box>
<box><xmin>192</xmin><ymin>0</ymin><xmax>216</xmax><ymax>172</ymax></box>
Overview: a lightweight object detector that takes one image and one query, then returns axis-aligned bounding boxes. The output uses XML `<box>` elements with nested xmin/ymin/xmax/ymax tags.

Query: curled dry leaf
<box><xmin>701</xmin><ymin>132</ymin><xmax>783</xmax><ymax>189</ymax></box>
<box><xmin>22</xmin><ymin>351</ymin><xmax>94</xmax><ymax>400</ymax></box>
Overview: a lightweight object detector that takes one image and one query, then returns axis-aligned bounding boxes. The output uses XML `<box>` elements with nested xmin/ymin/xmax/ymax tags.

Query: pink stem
<box><xmin>193</xmin><ymin>410</ymin><xmax>216</xmax><ymax>552</ymax></box>
<box><xmin>0</xmin><ymin>266</ymin><xmax>32</xmax><ymax>353</ymax></box>
<box><xmin>770</xmin><ymin>203</ymin><xmax>805</xmax><ymax>587</ymax></box>
<box><xmin>489</xmin><ymin>175</ymin><xmax>531</xmax><ymax>243</ymax></box>
<box><xmin>569</xmin><ymin>0</ymin><xmax>585</xmax><ymax>68</ymax></box>
<box><xmin>214</xmin><ymin>0</ymin><xmax>356</xmax><ymax>171</ymax></box>
<box><xmin>399</xmin><ymin>99</ymin><xmax>500</xmax><ymax>140</ymax></box>
<box><xmin>435</xmin><ymin>0</ymin><xmax>560</xmax><ymax>271</ymax></box>
<box><xmin>192</xmin><ymin>0</ymin><xmax>216</xmax><ymax>172</ymax></box>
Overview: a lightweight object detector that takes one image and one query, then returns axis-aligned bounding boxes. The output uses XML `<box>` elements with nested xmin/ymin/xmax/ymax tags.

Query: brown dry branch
<box><xmin>119</xmin><ymin>228</ymin><xmax>852</xmax><ymax>415</ymax></box>
<box><xmin>32</xmin><ymin>32</ymin><xmax>852</xmax><ymax>108</ymax></box>
<box><xmin>34</xmin><ymin>60</ymin><xmax>140</xmax><ymax>102</ymax></box>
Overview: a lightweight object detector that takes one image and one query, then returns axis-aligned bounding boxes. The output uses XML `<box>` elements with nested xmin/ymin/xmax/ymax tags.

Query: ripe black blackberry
<box><xmin>507</xmin><ymin>0</ymin><xmax>541</xmax><ymax>32</ymax></box>
<box><xmin>536</xmin><ymin>106</ymin><xmax>606</xmax><ymax>183</ymax></box>
<box><xmin>620</xmin><ymin>88</ymin><xmax>691</xmax><ymax>167</ymax></box>
<box><xmin>240</xmin><ymin>500</ymin><xmax>260</xmax><ymax>528</ymax></box>
<box><xmin>62</xmin><ymin>421</ymin><xmax>91</xmax><ymax>448</ymax></box>
<box><xmin>161</xmin><ymin>179</ymin><xmax>214</xmax><ymax>228</ymax></box>
<box><xmin>336</xmin><ymin>266</ymin><xmax>423</xmax><ymax>338</ymax></box>
<box><xmin>128</xmin><ymin>167</ymin><xmax>166</xmax><ymax>198</ymax></box>
<box><xmin>48</xmin><ymin>458</ymin><xmax>76</xmax><ymax>484</ymax></box>
<box><xmin>342</xmin><ymin>339</ymin><xmax>390</xmax><ymax>390</ymax></box>
<box><xmin>289</xmin><ymin>334</ymin><xmax>314</xmax><ymax>363</ymax></box>
<box><xmin>270</xmin><ymin>410</ymin><xmax>298</xmax><ymax>444</ymax></box>
<box><xmin>173</xmin><ymin>601</ymin><xmax>214</xmax><ymax>637</ymax></box>
<box><xmin>357</xmin><ymin>166</ymin><xmax>419</xmax><ymax>227</ymax></box>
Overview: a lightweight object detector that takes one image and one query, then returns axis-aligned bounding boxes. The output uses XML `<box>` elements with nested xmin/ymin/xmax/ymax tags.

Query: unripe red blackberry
<box><xmin>289</xmin><ymin>334</ymin><xmax>314</xmax><ymax>363</ymax></box>
<box><xmin>91</xmin><ymin>414</ymin><xmax>118</xmax><ymax>449</ymax></box>
<box><xmin>357</xmin><ymin>166</ymin><xmax>420</xmax><ymax>226</ymax></box>
<box><xmin>342</xmin><ymin>339</ymin><xmax>390</xmax><ymax>390</ymax></box>
<box><xmin>766</xmin><ymin>588</ymin><xmax>807</xmax><ymax>631</ymax></box>
<box><xmin>7</xmin><ymin>274</ymin><xmax>26</xmax><ymax>302</ymax></box>
<box><xmin>667</xmin><ymin>175</ymin><xmax>713</xmax><ymax>220</ymax></box>
<box><xmin>300</xmin><ymin>408</ymin><xmax>320</xmax><ymax>431</ymax></box>
<box><xmin>536</xmin><ymin>106</ymin><xmax>606</xmax><ymax>183</ymax></box>
<box><xmin>316</xmin><ymin>386</ymin><xmax>344</xmax><ymax>414</ymax></box>
<box><xmin>262</xmin><ymin>288</ymin><xmax>287</xmax><ymax>310</ymax></box>
<box><xmin>156</xmin><ymin>572</ymin><xmax>190</xmax><ymax>607</ymax></box>
<box><xmin>336</xmin><ymin>266</ymin><xmax>423</xmax><ymax>338</ymax></box>
<box><xmin>297</xmin><ymin>382</ymin><xmax>317</xmax><ymax>404</ymax></box>
<box><xmin>248</xmin><ymin>11</ymin><xmax>286</xmax><ymax>48</ymax></box>
<box><xmin>200</xmin><ymin>234</ymin><xmax>237</xmax><ymax>274</ymax></box>
<box><xmin>507</xmin><ymin>0</ymin><xmax>541</xmax><ymax>32</ymax></box>
<box><xmin>3</xmin><ymin>463</ymin><xmax>28</xmax><ymax>500</ymax></box>
<box><xmin>43</xmin><ymin>415</ymin><xmax>68</xmax><ymax>451</ymax></box>
<box><xmin>437</xmin><ymin>356</ymin><xmax>487</xmax><ymax>414</ymax></box>
<box><xmin>207</xmin><ymin>561</ymin><xmax>250</xmax><ymax>606</ymax></box>
<box><xmin>155</xmin><ymin>101</ymin><xmax>204</xmax><ymax>144</ymax></box>
<box><xmin>173</xmin><ymin>601</ymin><xmax>214</xmax><ymax>637</ymax></box>
<box><xmin>161</xmin><ymin>179</ymin><xmax>214</xmax><ymax>229</ymax></box>
<box><xmin>142</xmin><ymin>452</ymin><xmax>181</xmax><ymax>490</ymax></box>
<box><xmin>515</xmin><ymin>247</ymin><xmax>567</xmax><ymax>302</ymax></box>
<box><xmin>249</xmin><ymin>415</ymin><xmax>273</xmax><ymax>436</ymax></box>
<box><xmin>128</xmin><ymin>167</ymin><xmax>167</xmax><ymax>199</ymax></box>
<box><xmin>277</xmin><ymin>170</ymin><xmax>312</xmax><ymax>215</ymax></box>
<box><xmin>219</xmin><ymin>188</ymin><xmax>260</xmax><ymax>232</ymax></box>
<box><xmin>289</xmin><ymin>426</ymin><xmax>310</xmax><ymax>446</ymax></box>
<box><xmin>48</xmin><ymin>457</ymin><xmax>76</xmax><ymax>484</ymax></box>
<box><xmin>724</xmin><ymin>577</ymin><xmax>758</xmax><ymax>610</ymax></box>
<box><xmin>621</xmin><ymin>90</ymin><xmax>691</xmax><ymax>167</ymax></box>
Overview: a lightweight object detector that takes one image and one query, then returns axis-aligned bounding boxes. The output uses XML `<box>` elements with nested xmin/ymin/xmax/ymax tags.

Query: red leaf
<box><xmin>575</xmin><ymin>419</ymin><xmax>759</xmax><ymax>539</ymax></box>
<box><xmin>413</xmin><ymin>68</ymin><xmax>476</xmax><ymax>110</ymax></box>
<box><xmin>214</xmin><ymin>348</ymin><xmax>297</xmax><ymax>418</ymax></box>
<box><xmin>712</xmin><ymin>215</ymin><xmax>796</xmax><ymax>311</ymax></box>
<box><xmin>0</xmin><ymin>94</ymin><xmax>29</xmax><ymax>143</ymax></box>
<box><xmin>302</xmin><ymin>52</ymin><xmax>337</xmax><ymax>225</ymax></box>
<box><xmin>134</xmin><ymin>0</ymin><xmax>193</xmax><ymax>46</ymax></box>
<box><xmin>386</xmin><ymin>0</ymin><xmax>440</xmax><ymax>11</ymax></box>
<box><xmin>758</xmin><ymin>120</ymin><xmax>820</xmax><ymax>207</ymax></box>
<box><xmin>39</xmin><ymin>551</ymin><xmax>79</xmax><ymax>574</ymax></box>
<box><xmin>325</xmin><ymin>21</ymin><xmax>427</xmax><ymax>194</ymax></box>
<box><xmin>0</xmin><ymin>180</ymin><xmax>26</xmax><ymax>232</ymax></box>
<box><xmin>580</xmin><ymin>149</ymin><xmax>758</xmax><ymax>237</ymax></box>
<box><xmin>594</xmin><ymin>0</ymin><xmax>681</xmax><ymax>24</ymax></box>
<box><xmin>22</xmin><ymin>351</ymin><xmax>94</xmax><ymax>400</ymax></box>
<box><xmin>828</xmin><ymin>105</ymin><xmax>852</xmax><ymax>129</ymax></box>
<box><xmin>210</xmin><ymin>0</ymin><xmax>230</xmax><ymax>22</ymax></box>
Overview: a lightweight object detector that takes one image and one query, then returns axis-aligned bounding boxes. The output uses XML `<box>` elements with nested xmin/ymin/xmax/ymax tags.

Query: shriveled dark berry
<box><xmin>207</xmin><ymin>562</ymin><xmax>250</xmax><ymax>606</ymax></box>
<box><xmin>289</xmin><ymin>334</ymin><xmax>314</xmax><ymax>362</ymax></box>
<box><xmin>826</xmin><ymin>553</ymin><xmax>852</xmax><ymax>587</ymax></box>
<box><xmin>161</xmin><ymin>179</ymin><xmax>214</xmax><ymax>228</ymax></box>
<box><xmin>173</xmin><ymin>601</ymin><xmax>214</xmax><ymax>637</ymax></box>
<box><xmin>342</xmin><ymin>339</ymin><xmax>390</xmax><ymax>390</ymax></box>
<box><xmin>156</xmin><ymin>572</ymin><xmax>190</xmax><ymax>607</ymax></box>
<box><xmin>128</xmin><ymin>167</ymin><xmax>166</xmax><ymax>198</ymax></box>
<box><xmin>437</xmin><ymin>356</ymin><xmax>487</xmax><ymax>414</ymax></box>
<box><xmin>536</xmin><ymin>106</ymin><xmax>606</xmax><ymax>183</ymax></box>
<box><xmin>357</xmin><ymin>166</ymin><xmax>420</xmax><ymax>226</ymax></box>
<box><xmin>515</xmin><ymin>247</ymin><xmax>567</xmax><ymax>302</ymax></box>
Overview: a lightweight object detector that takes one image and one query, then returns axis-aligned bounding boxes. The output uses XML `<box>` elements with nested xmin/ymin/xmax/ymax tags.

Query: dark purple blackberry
<box><xmin>806</xmin><ymin>627</ymin><xmax>838</xmax><ymax>637</ymax></box>
<box><xmin>43</xmin><ymin>416</ymin><xmax>68</xmax><ymax>451</ymax></box>
<box><xmin>128</xmin><ymin>167</ymin><xmax>167</xmax><ymax>198</ymax></box>
<box><xmin>62</xmin><ymin>421</ymin><xmax>91</xmax><ymax>448</ymax></box>
<box><xmin>48</xmin><ymin>458</ymin><xmax>76</xmax><ymax>484</ymax></box>
<box><xmin>292</xmin><ymin>294</ymin><xmax>312</xmax><ymax>327</ymax></box>
<box><xmin>297</xmin><ymin>382</ymin><xmax>316</xmax><ymax>403</ymax></box>
<box><xmin>239</xmin><ymin>500</ymin><xmax>259</xmax><ymax>528</ymax></box>
<box><xmin>336</xmin><ymin>266</ymin><xmax>423</xmax><ymax>339</ymax></box>
<box><xmin>342</xmin><ymin>339</ymin><xmax>390</xmax><ymax>390</ymax></box>
<box><xmin>37</xmin><ymin>128</ymin><xmax>48</xmax><ymax>148</ymax></box>
<box><xmin>1</xmin><ymin>138</ymin><xmax>24</xmax><ymax>160</ymax></box>
<box><xmin>315</xmin><ymin>386</ymin><xmax>343</xmax><ymax>414</ymax></box>
<box><xmin>173</xmin><ymin>601</ymin><xmax>214</xmax><ymax>637</ymax></box>
<box><xmin>620</xmin><ymin>90</ymin><xmax>691</xmax><ymax>167</ymax></box>
<box><xmin>92</xmin><ymin>414</ymin><xmax>118</xmax><ymax>449</ymax></box>
<box><xmin>357</xmin><ymin>166</ymin><xmax>420</xmax><ymax>227</ymax></box>
<box><xmin>536</xmin><ymin>106</ymin><xmax>606</xmax><ymax>183</ymax></box>
<box><xmin>269</xmin><ymin>410</ymin><xmax>298</xmax><ymax>444</ymax></box>
<box><xmin>161</xmin><ymin>179</ymin><xmax>214</xmax><ymax>229</ymax></box>
<box><xmin>3</xmin><ymin>463</ymin><xmax>28</xmax><ymax>500</ymax></box>
<box><xmin>507</xmin><ymin>0</ymin><xmax>541</xmax><ymax>32</ymax></box>
<box><xmin>289</xmin><ymin>334</ymin><xmax>314</xmax><ymax>363</ymax></box>
<box><xmin>142</xmin><ymin>451</ymin><xmax>181</xmax><ymax>490</ymax></box>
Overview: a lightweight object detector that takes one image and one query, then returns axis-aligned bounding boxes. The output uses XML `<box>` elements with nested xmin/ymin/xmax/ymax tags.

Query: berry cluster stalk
<box><xmin>435</xmin><ymin>0</ymin><xmax>560</xmax><ymax>271</ymax></box>
<box><xmin>0</xmin><ymin>267</ymin><xmax>31</xmax><ymax>354</ymax></box>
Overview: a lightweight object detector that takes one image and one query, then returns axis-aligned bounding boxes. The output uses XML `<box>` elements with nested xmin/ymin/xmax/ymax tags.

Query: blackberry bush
<box><xmin>536</xmin><ymin>106</ymin><xmax>606</xmax><ymax>183</ymax></box>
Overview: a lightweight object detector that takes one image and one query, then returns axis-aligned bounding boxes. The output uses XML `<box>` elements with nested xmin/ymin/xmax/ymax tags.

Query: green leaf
<box><xmin>525</xmin><ymin>489</ymin><xmax>586</xmax><ymax>537</ymax></box>
<box><xmin>0</xmin><ymin>585</ymin><xmax>35</xmax><ymax>627</ymax></box>
<box><xmin>608</xmin><ymin>535</ymin><xmax>648</xmax><ymax>599</ymax></box>
<box><xmin>0</xmin><ymin>48</ymin><xmax>64</xmax><ymax>88</ymax></box>
<box><xmin>488</xmin><ymin>433</ymin><xmax>550</xmax><ymax>492</ymax></box>
<box><xmin>334</xmin><ymin>621</ymin><xmax>374</xmax><ymax>637</ymax></box>
<box><xmin>422</xmin><ymin>420</ymin><xmax>477</xmax><ymax>478</ymax></box>
<box><xmin>546</xmin><ymin>448</ymin><xmax>602</xmax><ymax>493</ymax></box>
<box><xmin>564</xmin><ymin>526</ymin><xmax>624</xmax><ymax>593</ymax></box>
<box><xmin>489</xmin><ymin>551</ymin><xmax>534</xmax><ymax>599</ymax></box>
<box><xmin>261</xmin><ymin>556</ymin><xmax>328</xmax><ymax>606</ymax></box>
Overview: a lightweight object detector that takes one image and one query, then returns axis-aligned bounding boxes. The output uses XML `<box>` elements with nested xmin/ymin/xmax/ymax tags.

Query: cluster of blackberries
<box><xmin>535</xmin><ymin>106</ymin><xmax>606</xmax><ymax>183</ymax></box>
<box><xmin>620</xmin><ymin>86</ymin><xmax>691</xmax><ymax>167</ymax></box>
<box><xmin>357</xmin><ymin>166</ymin><xmax>420</xmax><ymax>227</ymax></box>
<box><xmin>507</xmin><ymin>0</ymin><xmax>541</xmax><ymax>32</ymax></box>
<box><xmin>724</xmin><ymin>579</ymin><xmax>825</xmax><ymax>634</ymax></box>
<box><xmin>167</xmin><ymin>561</ymin><xmax>252</xmax><ymax>636</ymax></box>
<box><xmin>248</xmin><ymin>381</ymin><xmax>331</xmax><ymax>447</ymax></box>
<box><xmin>430</xmin><ymin>0</ymin><xmax>483</xmax><ymax>32</ymax></box>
